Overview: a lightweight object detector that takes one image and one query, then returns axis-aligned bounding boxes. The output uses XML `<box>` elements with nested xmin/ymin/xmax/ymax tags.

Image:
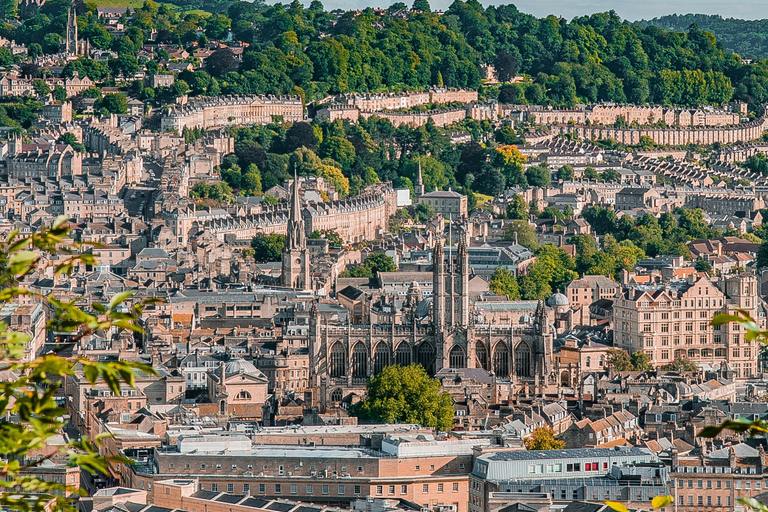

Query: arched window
<box><xmin>219</xmin><ymin>400</ymin><xmax>226</xmax><ymax>415</ymax></box>
<box><xmin>417</xmin><ymin>343</ymin><xmax>436</xmax><ymax>375</ymax></box>
<box><xmin>493</xmin><ymin>342</ymin><xmax>509</xmax><ymax>376</ymax></box>
<box><xmin>396</xmin><ymin>343</ymin><xmax>411</xmax><ymax>366</ymax></box>
<box><xmin>330</xmin><ymin>342</ymin><xmax>346</xmax><ymax>377</ymax></box>
<box><xmin>373</xmin><ymin>343</ymin><xmax>390</xmax><ymax>375</ymax></box>
<box><xmin>476</xmin><ymin>342</ymin><xmax>488</xmax><ymax>370</ymax></box>
<box><xmin>449</xmin><ymin>345</ymin><xmax>465</xmax><ymax>369</ymax></box>
<box><xmin>330</xmin><ymin>388</ymin><xmax>343</xmax><ymax>403</ymax></box>
<box><xmin>515</xmin><ymin>342</ymin><xmax>531</xmax><ymax>378</ymax></box>
<box><xmin>352</xmin><ymin>343</ymin><xmax>368</xmax><ymax>378</ymax></box>
<box><xmin>235</xmin><ymin>390</ymin><xmax>251</xmax><ymax>400</ymax></box>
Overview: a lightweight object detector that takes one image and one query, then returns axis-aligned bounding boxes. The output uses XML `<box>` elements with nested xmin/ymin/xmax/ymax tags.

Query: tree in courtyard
<box><xmin>695</xmin><ymin>258</ymin><xmax>713</xmax><ymax>273</ymax></box>
<box><xmin>98</xmin><ymin>93</ymin><xmax>128</xmax><ymax>114</ymax></box>
<box><xmin>250</xmin><ymin>233</ymin><xmax>286</xmax><ymax>263</ymax></box>
<box><xmin>630</xmin><ymin>351</ymin><xmax>654</xmax><ymax>371</ymax></box>
<box><xmin>0</xmin><ymin>219</ymin><xmax>157</xmax><ymax>512</ymax></box>
<box><xmin>503</xmin><ymin>220</ymin><xmax>538</xmax><ymax>250</ymax></box>
<box><xmin>661</xmin><ymin>357</ymin><xmax>697</xmax><ymax>372</ymax></box>
<box><xmin>309</xmin><ymin>229</ymin><xmax>343</xmax><ymax>247</ymax></box>
<box><xmin>506</xmin><ymin>194</ymin><xmax>529</xmax><ymax>220</ymax></box>
<box><xmin>364</xmin><ymin>253</ymin><xmax>396</xmax><ymax>273</ymax></box>
<box><xmin>525</xmin><ymin>426</ymin><xmax>565</xmax><ymax>450</ymax></box>
<box><xmin>353</xmin><ymin>364</ymin><xmax>453</xmax><ymax>431</ymax></box>
<box><xmin>557</xmin><ymin>165</ymin><xmax>574</xmax><ymax>181</ymax></box>
<box><xmin>605</xmin><ymin>348</ymin><xmax>634</xmax><ymax>371</ymax></box>
<box><xmin>489</xmin><ymin>266</ymin><xmax>520</xmax><ymax>299</ymax></box>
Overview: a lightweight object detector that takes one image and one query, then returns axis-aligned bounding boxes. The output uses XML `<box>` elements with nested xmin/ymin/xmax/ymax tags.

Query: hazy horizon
<box><xmin>314</xmin><ymin>0</ymin><xmax>768</xmax><ymax>22</ymax></box>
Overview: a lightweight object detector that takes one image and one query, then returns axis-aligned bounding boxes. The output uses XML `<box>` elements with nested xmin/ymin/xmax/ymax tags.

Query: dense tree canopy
<box><xmin>353</xmin><ymin>364</ymin><xmax>454</xmax><ymax>431</ymax></box>
<box><xmin>12</xmin><ymin>0</ymin><xmax>768</xmax><ymax>110</ymax></box>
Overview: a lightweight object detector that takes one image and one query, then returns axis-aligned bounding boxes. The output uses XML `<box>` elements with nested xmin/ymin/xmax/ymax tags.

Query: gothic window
<box><xmin>514</xmin><ymin>342</ymin><xmax>531</xmax><ymax>378</ymax></box>
<box><xmin>476</xmin><ymin>342</ymin><xmax>488</xmax><ymax>370</ymax></box>
<box><xmin>417</xmin><ymin>343</ymin><xmax>436</xmax><ymax>375</ymax></box>
<box><xmin>330</xmin><ymin>342</ymin><xmax>346</xmax><ymax>377</ymax></box>
<box><xmin>449</xmin><ymin>345</ymin><xmax>465</xmax><ymax>369</ymax></box>
<box><xmin>493</xmin><ymin>342</ymin><xmax>509</xmax><ymax>376</ymax></box>
<box><xmin>373</xmin><ymin>343</ymin><xmax>390</xmax><ymax>375</ymax></box>
<box><xmin>330</xmin><ymin>388</ymin><xmax>343</xmax><ymax>403</ymax></box>
<box><xmin>235</xmin><ymin>390</ymin><xmax>251</xmax><ymax>400</ymax></box>
<box><xmin>396</xmin><ymin>343</ymin><xmax>411</xmax><ymax>366</ymax></box>
<box><xmin>352</xmin><ymin>343</ymin><xmax>368</xmax><ymax>378</ymax></box>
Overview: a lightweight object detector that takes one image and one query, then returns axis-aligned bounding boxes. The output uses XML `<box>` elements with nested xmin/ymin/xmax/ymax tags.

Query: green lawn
<box><xmin>89</xmin><ymin>0</ymin><xmax>205</xmax><ymax>12</ymax></box>
<box><xmin>474</xmin><ymin>192</ymin><xmax>493</xmax><ymax>208</ymax></box>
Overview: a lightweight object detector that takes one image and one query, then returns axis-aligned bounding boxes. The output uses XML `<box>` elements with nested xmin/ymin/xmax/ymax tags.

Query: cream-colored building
<box><xmin>418</xmin><ymin>189</ymin><xmax>468</xmax><ymax>218</ymax></box>
<box><xmin>613</xmin><ymin>273</ymin><xmax>762</xmax><ymax>377</ymax></box>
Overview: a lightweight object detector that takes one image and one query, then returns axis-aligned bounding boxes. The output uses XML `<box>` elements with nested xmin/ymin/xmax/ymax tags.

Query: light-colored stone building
<box><xmin>613</xmin><ymin>273</ymin><xmax>762</xmax><ymax>377</ymax></box>
<box><xmin>418</xmin><ymin>189</ymin><xmax>468</xmax><ymax>218</ymax></box>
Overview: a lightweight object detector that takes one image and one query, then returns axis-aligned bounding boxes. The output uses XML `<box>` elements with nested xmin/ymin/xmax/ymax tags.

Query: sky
<box><xmin>319</xmin><ymin>0</ymin><xmax>768</xmax><ymax>21</ymax></box>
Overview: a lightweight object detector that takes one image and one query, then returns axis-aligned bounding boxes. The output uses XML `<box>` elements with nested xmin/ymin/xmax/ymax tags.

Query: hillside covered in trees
<box><xmin>638</xmin><ymin>14</ymin><xmax>768</xmax><ymax>60</ymax></box>
<box><xmin>8</xmin><ymin>0</ymin><xmax>768</xmax><ymax>110</ymax></box>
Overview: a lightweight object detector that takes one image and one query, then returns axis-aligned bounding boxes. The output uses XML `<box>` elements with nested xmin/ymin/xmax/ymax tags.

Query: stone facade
<box><xmin>309</xmin><ymin>235</ymin><xmax>559</xmax><ymax>411</ymax></box>
<box><xmin>613</xmin><ymin>273</ymin><xmax>762</xmax><ymax>376</ymax></box>
<box><xmin>559</xmin><ymin>116</ymin><xmax>768</xmax><ymax>146</ymax></box>
<box><xmin>161</xmin><ymin>95</ymin><xmax>304</xmax><ymax>132</ymax></box>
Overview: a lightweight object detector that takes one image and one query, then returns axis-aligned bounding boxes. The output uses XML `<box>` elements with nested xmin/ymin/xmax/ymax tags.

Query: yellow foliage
<box><xmin>317</xmin><ymin>164</ymin><xmax>350</xmax><ymax>198</ymax></box>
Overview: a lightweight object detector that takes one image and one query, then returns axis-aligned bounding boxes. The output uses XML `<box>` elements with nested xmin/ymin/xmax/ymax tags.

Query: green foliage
<box><xmin>57</xmin><ymin>132</ymin><xmax>85</xmax><ymax>153</ymax></box>
<box><xmin>506</xmin><ymin>194</ymin><xmax>529</xmax><ymax>220</ymax></box>
<box><xmin>503</xmin><ymin>220</ymin><xmax>538</xmax><ymax>250</ymax></box>
<box><xmin>413</xmin><ymin>203</ymin><xmax>435</xmax><ymax>222</ymax></box>
<box><xmin>250</xmin><ymin>233</ymin><xmax>286</xmax><ymax>263</ymax></box>
<box><xmin>641</xmin><ymin>14</ymin><xmax>768</xmax><ymax>59</ymax></box>
<box><xmin>557</xmin><ymin>165</ymin><xmax>574</xmax><ymax>181</ymax></box>
<box><xmin>660</xmin><ymin>356</ymin><xmax>698</xmax><ymax>372</ymax></box>
<box><xmin>525</xmin><ymin>163</ymin><xmax>551</xmax><ymax>188</ymax></box>
<box><xmin>524</xmin><ymin>426</ymin><xmax>565</xmax><ymax>450</ymax></box>
<box><xmin>340</xmin><ymin>252</ymin><xmax>397</xmax><ymax>277</ymax></box>
<box><xmin>308</xmin><ymin>229</ymin><xmax>343</xmax><ymax>247</ymax></box>
<box><xmin>189</xmin><ymin>181</ymin><xmax>233</xmax><ymax>201</ymax></box>
<box><xmin>694</xmin><ymin>258</ymin><xmax>712</xmax><ymax>273</ymax></box>
<box><xmin>744</xmin><ymin>153</ymin><xmax>768</xmax><ymax>175</ymax></box>
<box><xmin>98</xmin><ymin>93</ymin><xmax>128</xmax><ymax>114</ymax></box>
<box><xmin>605</xmin><ymin>348</ymin><xmax>653</xmax><ymax>371</ymax></box>
<box><xmin>525</xmin><ymin>244</ymin><xmax>578</xmax><ymax>299</ymax></box>
<box><xmin>489</xmin><ymin>266</ymin><xmax>520</xmax><ymax>299</ymax></box>
<box><xmin>352</xmin><ymin>364</ymin><xmax>454</xmax><ymax>431</ymax></box>
<box><xmin>0</xmin><ymin>219</ymin><xmax>159</xmax><ymax>512</ymax></box>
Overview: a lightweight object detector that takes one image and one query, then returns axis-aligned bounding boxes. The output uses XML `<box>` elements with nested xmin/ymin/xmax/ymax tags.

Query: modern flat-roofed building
<box><xmin>130</xmin><ymin>434</ymin><xmax>487</xmax><ymax>512</ymax></box>
<box><xmin>469</xmin><ymin>447</ymin><xmax>667</xmax><ymax>512</ymax></box>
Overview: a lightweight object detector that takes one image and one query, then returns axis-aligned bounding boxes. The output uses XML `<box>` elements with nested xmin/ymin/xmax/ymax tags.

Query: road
<box><xmin>122</xmin><ymin>161</ymin><xmax>164</xmax><ymax>221</ymax></box>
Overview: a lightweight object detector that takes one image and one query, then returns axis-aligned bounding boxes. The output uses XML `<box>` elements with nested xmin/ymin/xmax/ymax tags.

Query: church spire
<box><xmin>66</xmin><ymin>2</ymin><xmax>78</xmax><ymax>55</ymax></box>
<box><xmin>282</xmin><ymin>165</ymin><xmax>309</xmax><ymax>289</ymax></box>
<box><xmin>290</xmin><ymin>164</ymin><xmax>301</xmax><ymax>224</ymax></box>
<box><xmin>415</xmin><ymin>159</ymin><xmax>425</xmax><ymax>198</ymax></box>
<box><xmin>286</xmin><ymin>164</ymin><xmax>305</xmax><ymax>251</ymax></box>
